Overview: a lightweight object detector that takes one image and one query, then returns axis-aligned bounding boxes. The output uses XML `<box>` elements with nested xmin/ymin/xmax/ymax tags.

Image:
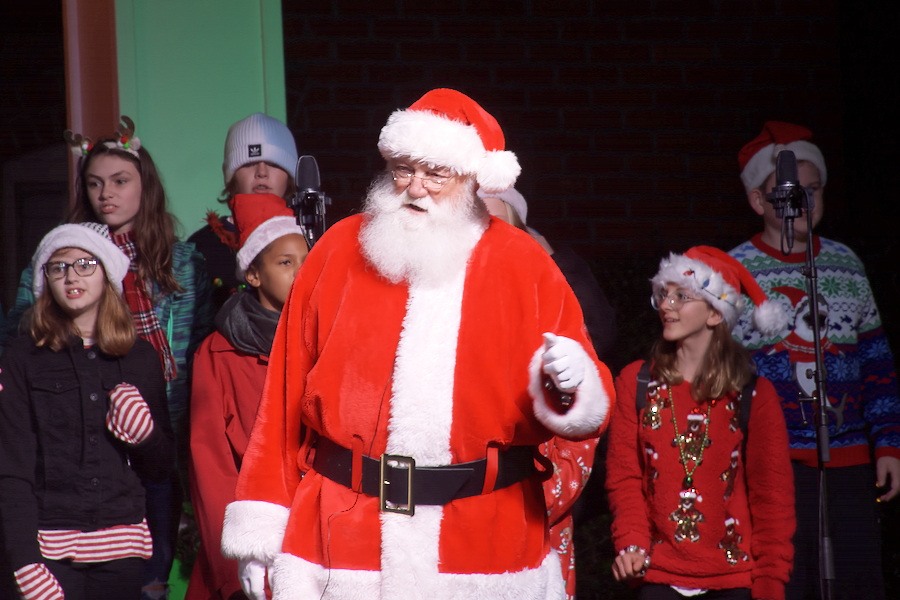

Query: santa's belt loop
<box><xmin>312</xmin><ymin>436</ymin><xmax>537</xmax><ymax>516</ymax></box>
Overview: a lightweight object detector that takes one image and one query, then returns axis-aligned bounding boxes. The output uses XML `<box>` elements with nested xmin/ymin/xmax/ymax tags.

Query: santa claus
<box><xmin>220</xmin><ymin>88</ymin><xmax>615</xmax><ymax>600</ymax></box>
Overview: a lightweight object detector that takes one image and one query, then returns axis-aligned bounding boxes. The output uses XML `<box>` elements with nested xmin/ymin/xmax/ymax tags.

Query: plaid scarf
<box><xmin>114</xmin><ymin>231</ymin><xmax>176</xmax><ymax>382</ymax></box>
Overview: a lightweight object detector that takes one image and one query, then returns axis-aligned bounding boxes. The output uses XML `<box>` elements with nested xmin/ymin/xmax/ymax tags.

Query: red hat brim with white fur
<box><xmin>377</xmin><ymin>89</ymin><xmax>521</xmax><ymax>194</ymax></box>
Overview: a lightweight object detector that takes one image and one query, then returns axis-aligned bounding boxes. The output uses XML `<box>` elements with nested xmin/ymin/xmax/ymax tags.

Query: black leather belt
<box><xmin>312</xmin><ymin>436</ymin><xmax>537</xmax><ymax>516</ymax></box>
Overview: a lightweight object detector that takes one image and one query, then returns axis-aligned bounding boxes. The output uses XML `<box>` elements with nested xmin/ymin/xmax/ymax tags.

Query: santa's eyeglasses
<box><xmin>391</xmin><ymin>167</ymin><xmax>453</xmax><ymax>191</ymax></box>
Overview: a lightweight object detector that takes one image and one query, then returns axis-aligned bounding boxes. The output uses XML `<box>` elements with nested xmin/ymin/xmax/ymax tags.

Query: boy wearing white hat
<box><xmin>188</xmin><ymin>113</ymin><xmax>299</xmax><ymax>313</ymax></box>
<box><xmin>729</xmin><ymin>121</ymin><xmax>900</xmax><ymax>600</ymax></box>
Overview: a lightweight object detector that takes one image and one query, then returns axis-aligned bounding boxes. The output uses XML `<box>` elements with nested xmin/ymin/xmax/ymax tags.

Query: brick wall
<box><xmin>281</xmin><ymin>0</ymin><xmax>844</xmax><ymax>261</ymax></box>
<box><xmin>282</xmin><ymin>0</ymin><xmax>900</xmax><ymax>366</ymax></box>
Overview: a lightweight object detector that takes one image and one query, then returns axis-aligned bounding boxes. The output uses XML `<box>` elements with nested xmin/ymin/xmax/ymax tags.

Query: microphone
<box><xmin>290</xmin><ymin>155</ymin><xmax>332</xmax><ymax>248</ymax></box>
<box><xmin>765</xmin><ymin>150</ymin><xmax>805</xmax><ymax>255</ymax></box>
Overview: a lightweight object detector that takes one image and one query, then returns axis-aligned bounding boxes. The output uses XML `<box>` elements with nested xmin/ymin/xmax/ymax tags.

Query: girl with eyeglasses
<box><xmin>1</xmin><ymin>118</ymin><xmax>213</xmax><ymax>599</ymax></box>
<box><xmin>0</xmin><ymin>222</ymin><xmax>175</xmax><ymax>600</ymax></box>
<box><xmin>605</xmin><ymin>246</ymin><xmax>795</xmax><ymax>600</ymax></box>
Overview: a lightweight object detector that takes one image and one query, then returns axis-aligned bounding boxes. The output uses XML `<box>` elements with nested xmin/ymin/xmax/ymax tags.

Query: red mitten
<box><xmin>106</xmin><ymin>383</ymin><xmax>155</xmax><ymax>445</ymax></box>
<box><xmin>14</xmin><ymin>563</ymin><xmax>65</xmax><ymax>600</ymax></box>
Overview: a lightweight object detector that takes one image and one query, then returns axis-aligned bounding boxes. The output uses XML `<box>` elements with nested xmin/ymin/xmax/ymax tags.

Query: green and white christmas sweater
<box><xmin>729</xmin><ymin>234</ymin><xmax>900</xmax><ymax>467</ymax></box>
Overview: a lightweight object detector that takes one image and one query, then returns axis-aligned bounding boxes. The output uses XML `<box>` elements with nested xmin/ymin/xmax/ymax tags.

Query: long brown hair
<box><xmin>649</xmin><ymin>319</ymin><xmax>754</xmax><ymax>403</ymax></box>
<box><xmin>67</xmin><ymin>139</ymin><xmax>182</xmax><ymax>295</ymax></box>
<box><xmin>29</xmin><ymin>270</ymin><xmax>137</xmax><ymax>356</ymax></box>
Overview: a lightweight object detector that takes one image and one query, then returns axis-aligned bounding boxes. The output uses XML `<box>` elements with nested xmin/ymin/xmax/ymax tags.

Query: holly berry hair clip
<box><xmin>63</xmin><ymin>129</ymin><xmax>93</xmax><ymax>157</ymax></box>
<box><xmin>103</xmin><ymin>115</ymin><xmax>141</xmax><ymax>159</ymax></box>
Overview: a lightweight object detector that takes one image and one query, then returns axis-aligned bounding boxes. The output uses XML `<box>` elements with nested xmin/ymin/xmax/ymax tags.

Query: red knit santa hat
<box><xmin>651</xmin><ymin>245</ymin><xmax>788</xmax><ymax>336</ymax></box>
<box><xmin>738</xmin><ymin>121</ymin><xmax>827</xmax><ymax>194</ymax></box>
<box><xmin>229</xmin><ymin>193</ymin><xmax>306</xmax><ymax>278</ymax></box>
<box><xmin>377</xmin><ymin>88</ymin><xmax>521</xmax><ymax>194</ymax></box>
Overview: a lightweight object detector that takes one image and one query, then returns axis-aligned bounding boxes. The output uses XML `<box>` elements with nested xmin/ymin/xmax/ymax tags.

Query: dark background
<box><xmin>2</xmin><ymin>0</ymin><xmax>898</xmax><ymax>597</ymax></box>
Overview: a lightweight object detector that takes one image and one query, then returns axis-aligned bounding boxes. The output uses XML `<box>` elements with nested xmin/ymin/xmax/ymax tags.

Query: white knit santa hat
<box><xmin>476</xmin><ymin>186</ymin><xmax>528</xmax><ymax>224</ymax></box>
<box><xmin>739</xmin><ymin>121</ymin><xmax>827</xmax><ymax>194</ymax></box>
<box><xmin>651</xmin><ymin>245</ymin><xmax>788</xmax><ymax>336</ymax></box>
<box><xmin>223</xmin><ymin>113</ymin><xmax>298</xmax><ymax>185</ymax></box>
<box><xmin>229</xmin><ymin>193</ymin><xmax>306</xmax><ymax>279</ymax></box>
<box><xmin>32</xmin><ymin>223</ymin><xmax>130</xmax><ymax>297</ymax></box>
<box><xmin>377</xmin><ymin>89</ymin><xmax>520</xmax><ymax>194</ymax></box>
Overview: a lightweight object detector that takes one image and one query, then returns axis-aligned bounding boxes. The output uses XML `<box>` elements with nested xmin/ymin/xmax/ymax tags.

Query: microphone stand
<box><xmin>787</xmin><ymin>188</ymin><xmax>835</xmax><ymax>600</ymax></box>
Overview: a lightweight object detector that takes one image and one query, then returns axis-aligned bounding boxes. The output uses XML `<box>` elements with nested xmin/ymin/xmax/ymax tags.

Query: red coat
<box><xmin>186</xmin><ymin>331</ymin><xmax>270</xmax><ymax>600</ymax></box>
<box><xmin>606</xmin><ymin>361</ymin><xmax>795</xmax><ymax>600</ymax></box>
<box><xmin>221</xmin><ymin>215</ymin><xmax>615</xmax><ymax>599</ymax></box>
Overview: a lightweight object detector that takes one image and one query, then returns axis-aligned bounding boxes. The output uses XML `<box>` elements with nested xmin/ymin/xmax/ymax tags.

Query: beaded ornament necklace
<box><xmin>667</xmin><ymin>384</ymin><xmax>712</xmax><ymax>490</ymax></box>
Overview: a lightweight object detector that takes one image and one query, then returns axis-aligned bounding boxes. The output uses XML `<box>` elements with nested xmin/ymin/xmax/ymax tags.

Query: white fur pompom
<box><xmin>476</xmin><ymin>150</ymin><xmax>521</xmax><ymax>194</ymax></box>
<box><xmin>752</xmin><ymin>299</ymin><xmax>789</xmax><ymax>337</ymax></box>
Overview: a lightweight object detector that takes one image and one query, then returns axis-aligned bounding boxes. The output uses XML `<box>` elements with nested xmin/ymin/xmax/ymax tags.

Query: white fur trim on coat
<box><xmin>221</xmin><ymin>500</ymin><xmax>290</xmax><ymax>564</ymax></box>
<box><xmin>529</xmin><ymin>344</ymin><xmax>609</xmax><ymax>439</ymax></box>
<box><xmin>269</xmin><ymin>544</ymin><xmax>565</xmax><ymax>600</ymax></box>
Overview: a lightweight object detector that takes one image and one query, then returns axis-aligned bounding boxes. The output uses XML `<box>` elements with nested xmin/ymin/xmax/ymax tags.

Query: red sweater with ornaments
<box><xmin>606</xmin><ymin>361</ymin><xmax>795</xmax><ymax>600</ymax></box>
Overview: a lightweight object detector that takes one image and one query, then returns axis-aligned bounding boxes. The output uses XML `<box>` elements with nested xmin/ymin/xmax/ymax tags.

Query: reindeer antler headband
<box><xmin>63</xmin><ymin>115</ymin><xmax>142</xmax><ymax>160</ymax></box>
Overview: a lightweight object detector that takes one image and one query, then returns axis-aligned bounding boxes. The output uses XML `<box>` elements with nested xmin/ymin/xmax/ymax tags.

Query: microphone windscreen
<box><xmin>296</xmin><ymin>155</ymin><xmax>321</xmax><ymax>193</ymax></box>
<box><xmin>775</xmin><ymin>150</ymin><xmax>799</xmax><ymax>185</ymax></box>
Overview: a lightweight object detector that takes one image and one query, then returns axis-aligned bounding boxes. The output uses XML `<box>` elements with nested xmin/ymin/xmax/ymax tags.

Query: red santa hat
<box><xmin>770</xmin><ymin>285</ymin><xmax>807</xmax><ymax>309</ymax></box>
<box><xmin>651</xmin><ymin>245</ymin><xmax>788</xmax><ymax>336</ymax></box>
<box><xmin>377</xmin><ymin>88</ymin><xmax>521</xmax><ymax>194</ymax></box>
<box><xmin>738</xmin><ymin>121</ymin><xmax>827</xmax><ymax>194</ymax></box>
<box><xmin>229</xmin><ymin>193</ymin><xmax>306</xmax><ymax>278</ymax></box>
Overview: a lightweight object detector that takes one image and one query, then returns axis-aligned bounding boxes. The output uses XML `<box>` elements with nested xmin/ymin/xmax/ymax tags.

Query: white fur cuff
<box><xmin>221</xmin><ymin>500</ymin><xmax>290</xmax><ymax>563</ymax></box>
<box><xmin>529</xmin><ymin>345</ymin><xmax>609</xmax><ymax>439</ymax></box>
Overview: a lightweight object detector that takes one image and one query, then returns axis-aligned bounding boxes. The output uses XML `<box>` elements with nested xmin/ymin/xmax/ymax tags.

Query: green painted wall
<box><xmin>115</xmin><ymin>0</ymin><xmax>286</xmax><ymax>239</ymax></box>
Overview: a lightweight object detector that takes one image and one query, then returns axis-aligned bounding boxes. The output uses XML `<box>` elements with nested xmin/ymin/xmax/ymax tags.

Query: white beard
<box><xmin>359</xmin><ymin>173</ymin><xmax>488</xmax><ymax>287</ymax></box>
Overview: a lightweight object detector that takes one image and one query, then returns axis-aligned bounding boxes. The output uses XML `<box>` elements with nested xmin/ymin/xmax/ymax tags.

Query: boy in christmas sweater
<box><xmin>729</xmin><ymin>121</ymin><xmax>900</xmax><ymax>600</ymax></box>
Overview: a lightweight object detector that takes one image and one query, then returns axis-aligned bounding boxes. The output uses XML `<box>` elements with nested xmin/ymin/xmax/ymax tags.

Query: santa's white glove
<box><xmin>541</xmin><ymin>333</ymin><xmax>587</xmax><ymax>392</ymax></box>
<box><xmin>14</xmin><ymin>562</ymin><xmax>65</xmax><ymax>600</ymax></box>
<box><xmin>238</xmin><ymin>558</ymin><xmax>268</xmax><ymax>600</ymax></box>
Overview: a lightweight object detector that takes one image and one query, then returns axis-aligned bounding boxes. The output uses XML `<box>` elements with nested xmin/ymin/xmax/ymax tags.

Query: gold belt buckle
<box><xmin>380</xmin><ymin>454</ymin><xmax>415</xmax><ymax>516</ymax></box>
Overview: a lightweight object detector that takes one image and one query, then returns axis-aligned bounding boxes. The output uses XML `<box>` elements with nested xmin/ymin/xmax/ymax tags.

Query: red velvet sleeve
<box><xmin>605</xmin><ymin>361</ymin><xmax>654</xmax><ymax>553</ymax></box>
<box><xmin>745</xmin><ymin>377</ymin><xmax>795</xmax><ymax>600</ymax></box>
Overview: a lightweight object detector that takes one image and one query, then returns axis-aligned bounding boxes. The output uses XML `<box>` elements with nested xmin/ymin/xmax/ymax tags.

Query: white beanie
<box><xmin>223</xmin><ymin>113</ymin><xmax>299</xmax><ymax>185</ymax></box>
<box><xmin>32</xmin><ymin>223</ymin><xmax>130</xmax><ymax>297</ymax></box>
<box><xmin>476</xmin><ymin>186</ymin><xmax>528</xmax><ymax>224</ymax></box>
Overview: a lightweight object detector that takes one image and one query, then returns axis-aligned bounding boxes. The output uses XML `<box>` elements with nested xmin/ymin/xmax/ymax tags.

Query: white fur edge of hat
<box><xmin>377</xmin><ymin>109</ymin><xmax>521</xmax><ymax>194</ymax></box>
<box><xmin>651</xmin><ymin>252</ymin><xmax>788</xmax><ymax>336</ymax></box>
<box><xmin>32</xmin><ymin>223</ymin><xmax>131</xmax><ymax>297</ymax></box>
<box><xmin>740</xmin><ymin>140</ymin><xmax>827</xmax><ymax>194</ymax></box>
<box><xmin>235</xmin><ymin>216</ymin><xmax>306</xmax><ymax>279</ymax></box>
<box><xmin>651</xmin><ymin>252</ymin><xmax>745</xmax><ymax>330</ymax></box>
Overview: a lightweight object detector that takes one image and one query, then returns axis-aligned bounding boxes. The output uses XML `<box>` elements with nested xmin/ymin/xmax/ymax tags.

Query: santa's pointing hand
<box><xmin>542</xmin><ymin>333</ymin><xmax>587</xmax><ymax>392</ymax></box>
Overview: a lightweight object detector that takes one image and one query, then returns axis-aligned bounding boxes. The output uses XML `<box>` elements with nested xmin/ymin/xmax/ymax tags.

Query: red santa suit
<box><xmin>221</xmin><ymin>214</ymin><xmax>614</xmax><ymax>600</ymax></box>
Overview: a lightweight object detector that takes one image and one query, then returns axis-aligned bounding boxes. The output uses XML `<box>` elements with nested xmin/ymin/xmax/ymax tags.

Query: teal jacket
<box><xmin>1</xmin><ymin>242</ymin><xmax>213</xmax><ymax>425</ymax></box>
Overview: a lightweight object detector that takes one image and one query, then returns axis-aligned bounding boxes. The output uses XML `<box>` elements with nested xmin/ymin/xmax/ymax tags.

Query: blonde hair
<box><xmin>649</xmin><ymin>318</ymin><xmax>754</xmax><ymax>403</ymax></box>
<box><xmin>29</xmin><ymin>271</ymin><xmax>137</xmax><ymax>356</ymax></box>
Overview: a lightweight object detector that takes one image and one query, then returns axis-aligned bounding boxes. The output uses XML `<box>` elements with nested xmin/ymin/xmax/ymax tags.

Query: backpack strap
<box><xmin>635</xmin><ymin>361</ymin><xmax>652</xmax><ymax>412</ymax></box>
<box><xmin>739</xmin><ymin>373</ymin><xmax>757</xmax><ymax>459</ymax></box>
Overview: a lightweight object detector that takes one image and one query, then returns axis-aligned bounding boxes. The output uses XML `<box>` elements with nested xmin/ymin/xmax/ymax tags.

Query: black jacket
<box><xmin>0</xmin><ymin>335</ymin><xmax>174</xmax><ymax>570</ymax></box>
